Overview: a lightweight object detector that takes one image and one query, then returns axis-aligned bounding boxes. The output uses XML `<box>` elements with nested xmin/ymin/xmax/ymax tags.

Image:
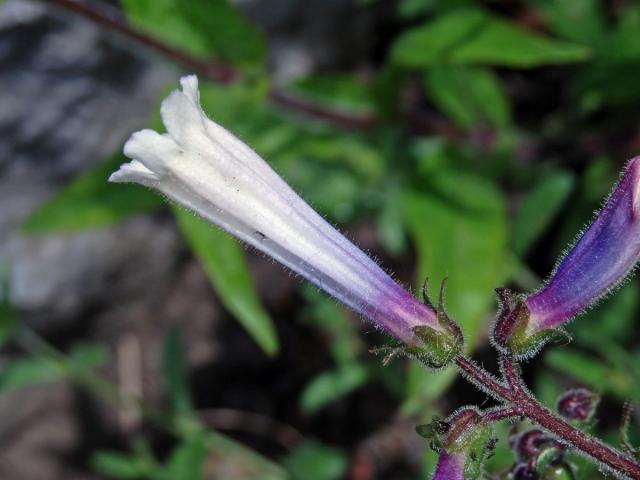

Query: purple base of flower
<box><xmin>526</xmin><ymin>157</ymin><xmax>640</xmax><ymax>332</ymax></box>
<box><xmin>433</xmin><ymin>451</ymin><xmax>464</xmax><ymax>480</ymax></box>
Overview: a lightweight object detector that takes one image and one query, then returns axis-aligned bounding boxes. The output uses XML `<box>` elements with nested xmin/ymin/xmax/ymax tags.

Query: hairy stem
<box><xmin>456</xmin><ymin>354</ymin><xmax>640</xmax><ymax>479</ymax></box>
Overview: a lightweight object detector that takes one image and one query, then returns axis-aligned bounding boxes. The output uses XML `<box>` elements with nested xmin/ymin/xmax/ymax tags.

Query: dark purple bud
<box><xmin>557</xmin><ymin>388</ymin><xmax>599</xmax><ymax>421</ymax></box>
<box><xmin>513</xmin><ymin>463</ymin><xmax>537</xmax><ymax>480</ymax></box>
<box><xmin>494</xmin><ymin>158</ymin><xmax>640</xmax><ymax>358</ymax></box>
<box><xmin>515</xmin><ymin>429</ymin><xmax>549</xmax><ymax>461</ymax></box>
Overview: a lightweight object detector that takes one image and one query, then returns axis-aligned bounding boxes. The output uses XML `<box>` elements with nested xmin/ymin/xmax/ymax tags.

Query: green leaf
<box><xmin>164</xmin><ymin>435</ymin><xmax>208</xmax><ymax>480</ymax></box>
<box><xmin>512</xmin><ymin>171</ymin><xmax>575</xmax><ymax>256</ymax></box>
<box><xmin>291</xmin><ymin>74</ymin><xmax>376</xmax><ymax>116</ymax></box>
<box><xmin>424</xmin><ymin>65</ymin><xmax>511</xmax><ymax>128</ymax></box>
<box><xmin>0</xmin><ymin>276</ymin><xmax>17</xmax><ymax>348</ymax></box>
<box><xmin>0</xmin><ymin>342</ymin><xmax>108</xmax><ymax>392</ymax></box>
<box><xmin>173</xmin><ymin>209</ymin><xmax>278</xmax><ymax>356</ymax></box>
<box><xmin>22</xmin><ymin>154</ymin><xmax>162</xmax><ymax>233</ymax></box>
<box><xmin>299</xmin><ymin>363</ymin><xmax>370</xmax><ymax>414</ymax></box>
<box><xmin>569</xmin><ymin>281</ymin><xmax>637</xmax><ymax>348</ymax></box>
<box><xmin>163</xmin><ymin>326</ymin><xmax>193</xmax><ymax>415</ymax></box>
<box><xmin>401</xmin><ymin>170</ymin><xmax>507</xmax><ymax>408</ymax></box>
<box><xmin>391</xmin><ymin>8</ymin><xmax>590</xmax><ymax>68</ymax></box>
<box><xmin>403</xmin><ymin>170</ymin><xmax>508</xmax><ymax>341</ymax></box>
<box><xmin>70</xmin><ymin>343</ymin><xmax>109</xmax><ymax>369</ymax></box>
<box><xmin>402</xmin><ymin>364</ymin><xmax>456</xmax><ymax>415</ymax></box>
<box><xmin>285</xmin><ymin>440</ymin><xmax>347</xmax><ymax>480</ymax></box>
<box><xmin>91</xmin><ymin>451</ymin><xmax>150</xmax><ymax>479</ymax></box>
<box><xmin>540</xmin><ymin>0</ymin><xmax>607</xmax><ymax>45</ymax></box>
<box><xmin>545</xmin><ymin>349</ymin><xmax>640</xmax><ymax>400</ymax></box>
<box><xmin>120</xmin><ymin>0</ymin><xmax>265</xmax><ymax>65</ymax></box>
<box><xmin>0</xmin><ymin>356</ymin><xmax>62</xmax><ymax>391</ymax></box>
<box><xmin>300</xmin><ymin>286</ymin><xmax>363</xmax><ymax>366</ymax></box>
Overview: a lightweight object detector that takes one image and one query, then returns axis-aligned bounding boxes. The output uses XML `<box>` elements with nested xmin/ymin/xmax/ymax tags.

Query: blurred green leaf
<box><xmin>424</xmin><ymin>65</ymin><xmax>511</xmax><ymax>128</ymax></box>
<box><xmin>404</xmin><ymin>170</ymin><xmax>508</xmax><ymax>341</ymax></box>
<box><xmin>402</xmin><ymin>169</ymin><xmax>507</xmax><ymax>408</ymax></box>
<box><xmin>392</xmin><ymin>9</ymin><xmax>590</xmax><ymax>68</ymax></box>
<box><xmin>22</xmin><ymin>154</ymin><xmax>162</xmax><ymax>233</ymax></box>
<box><xmin>512</xmin><ymin>171</ymin><xmax>575</xmax><ymax>256</ymax></box>
<box><xmin>70</xmin><ymin>343</ymin><xmax>109</xmax><ymax>368</ymax></box>
<box><xmin>571</xmin><ymin>282</ymin><xmax>638</xmax><ymax>346</ymax></box>
<box><xmin>0</xmin><ymin>276</ymin><xmax>16</xmax><ymax>348</ymax></box>
<box><xmin>285</xmin><ymin>440</ymin><xmax>348</xmax><ymax>480</ymax></box>
<box><xmin>377</xmin><ymin>186</ymin><xmax>408</xmax><ymax>256</ymax></box>
<box><xmin>402</xmin><ymin>365</ymin><xmax>456</xmax><ymax>415</ymax></box>
<box><xmin>174</xmin><ymin>209</ymin><xmax>278</xmax><ymax>356</ymax></box>
<box><xmin>541</xmin><ymin>0</ymin><xmax>606</xmax><ymax>45</ymax></box>
<box><xmin>0</xmin><ymin>356</ymin><xmax>61</xmax><ymax>391</ymax></box>
<box><xmin>292</xmin><ymin>74</ymin><xmax>376</xmax><ymax>116</ymax></box>
<box><xmin>121</xmin><ymin>0</ymin><xmax>265</xmax><ymax>65</ymax></box>
<box><xmin>177</xmin><ymin>1</ymin><xmax>265</xmax><ymax>65</ymax></box>
<box><xmin>300</xmin><ymin>286</ymin><xmax>363</xmax><ymax>365</ymax></box>
<box><xmin>92</xmin><ymin>451</ymin><xmax>150</xmax><ymax>479</ymax></box>
<box><xmin>0</xmin><ymin>342</ymin><xmax>107</xmax><ymax>391</ymax></box>
<box><xmin>164</xmin><ymin>434</ymin><xmax>208</xmax><ymax>480</ymax></box>
<box><xmin>163</xmin><ymin>326</ymin><xmax>193</xmax><ymax>415</ymax></box>
<box><xmin>545</xmin><ymin>349</ymin><xmax>640</xmax><ymax>400</ymax></box>
<box><xmin>300</xmin><ymin>363</ymin><xmax>371</xmax><ymax>414</ymax></box>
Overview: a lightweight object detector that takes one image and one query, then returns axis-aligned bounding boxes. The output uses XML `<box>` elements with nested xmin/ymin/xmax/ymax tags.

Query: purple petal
<box><xmin>433</xmin><ymin>451</ymin><xmax>464</xmax><ymax>480</ymax></box>
<box><xmin>525</xmin><ymin>157</ymin><xmax>640</xmax><ymax>332</ymax></box>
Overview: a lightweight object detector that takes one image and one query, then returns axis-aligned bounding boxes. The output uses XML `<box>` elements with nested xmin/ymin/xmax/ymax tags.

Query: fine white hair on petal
<box><xmin>111</xmin><ymin>75</ymin><xmax>440</xmax><ymax>343</ymax></box>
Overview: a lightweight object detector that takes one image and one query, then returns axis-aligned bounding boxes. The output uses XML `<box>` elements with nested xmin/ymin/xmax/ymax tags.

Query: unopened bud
<box><xmin>557</xmin><ymin>388</ymin><xmax>599</xmax><ymax>421</ymax></box>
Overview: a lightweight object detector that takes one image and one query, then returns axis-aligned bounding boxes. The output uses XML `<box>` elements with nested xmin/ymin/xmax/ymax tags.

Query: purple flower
<box><xmin>526</xmin><ymin>158</ymin><xmax>640</xmax><ymax>328</ymax></box>
<box><xmin>433</xmin><ymin>451</ymin><xmax>464</xmax><ymax>480</ymax></box>
<box><xmin>111</xmin><ymin>76</ymin><xmax>462</xmax><ymax>365</ymax></box>
<box><xmin>493</xmin><ymin>158</ymin><xmax>640</xmax><ymax>358</ymax></box>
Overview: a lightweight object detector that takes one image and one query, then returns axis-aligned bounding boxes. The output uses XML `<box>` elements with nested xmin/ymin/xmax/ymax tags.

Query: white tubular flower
<box><xmin>111</xmin><ymin>76</ymin><xmax>461</xmax><ymax>362</ymax></box>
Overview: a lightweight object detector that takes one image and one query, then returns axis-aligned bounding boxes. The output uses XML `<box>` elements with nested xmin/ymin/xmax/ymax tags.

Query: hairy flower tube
<box><xmin>110</xmin><ymin>75</ymin><xmax>462</xmax><ymax>366</ymax></box>
<box><xmin>493</xmin><ymin>157</ymin><xmax>640</xmax><ymax>358</ymax></box>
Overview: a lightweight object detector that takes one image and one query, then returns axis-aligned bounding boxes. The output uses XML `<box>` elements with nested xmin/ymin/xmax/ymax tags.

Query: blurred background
<box><xmin>1</xmin><ymin>0</ymin><xmax>640</xmax><ymax>478</ymax></box>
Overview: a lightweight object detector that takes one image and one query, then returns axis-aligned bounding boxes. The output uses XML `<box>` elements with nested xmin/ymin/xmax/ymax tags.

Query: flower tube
<box><xmin>493</xmin><ymin>158</ymin><xmax>640</xmax><ymax>358</ymax></box>
<box><xmin>433</xmin><ymin>452</ymin><xmax>464</xmax><ymax>480</ymax></box>
<box><xmin>110</xmin><ymin>75</ymin><xmax>462</xmax><ymax>365</ymax></box>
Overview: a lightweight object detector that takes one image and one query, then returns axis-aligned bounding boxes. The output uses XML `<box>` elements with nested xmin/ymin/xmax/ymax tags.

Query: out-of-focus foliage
<box><xmin>174</xmin><ymin>209</ymin><xmax>279</xmax><ymax>356</ymax></box>
<box><xmin>391</xmin><ymin>8</ymin><xmax>590</xmax><ymax>68</ymax></box>
<box><xmin>13</xmin><ymin>0</ymin><xmax>640</xmax><ymax>478</ymax></box>
<box><xmin>22</xmin><ymin>154</ymin><xmax>162</xmax><ymax>233</ymax></box>
<box><xmin>120</xmin><ymin>0</ymin><xmax>265</xmax><ymax>65</ymax></box>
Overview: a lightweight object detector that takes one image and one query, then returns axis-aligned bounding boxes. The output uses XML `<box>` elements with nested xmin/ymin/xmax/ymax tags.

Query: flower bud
<box><xmin>493</xmin><ymin>158</ymin><xmax>640</xmax><ymax>358</ymax></box>
<box><xmin>111</xmin><ymin>76</ymin><xmax>463</xmax><ymax>365</ymax></box>
<box><xmin>557</xmin><ymin>388</ymin><xmax>599</xmax><ymax>421</ymax></box>
<box><xmin>420</xmin><ymin>407</ymin><xmax>493</xmax><ymax>480</ymax></box>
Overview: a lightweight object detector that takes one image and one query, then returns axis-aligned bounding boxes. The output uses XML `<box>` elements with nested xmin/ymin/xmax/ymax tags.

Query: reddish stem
<box><xmin>457</xmin><ymin>355</ymin><xmax>640</xmax><ymax>479</ymax></box>
<box><xmin>483</xmin><ymin>406</ymin><xmax>522</xmax><ymax>423</ymax></box>
<box><xmin>48</xmin><ymin>0</ymin><xmax>376</xmax><ymax>130</ymax></box>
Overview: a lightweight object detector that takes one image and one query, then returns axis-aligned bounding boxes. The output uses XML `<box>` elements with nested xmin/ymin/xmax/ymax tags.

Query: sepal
<box><xmin>419</xmin><ymin>407</ymin><xmax>494</xmax><ymax>480</ymax></box>
<box><xmin>492</xmin><ymin>288</ymin><xmax>571</xmax><ymax>360</ymax></box>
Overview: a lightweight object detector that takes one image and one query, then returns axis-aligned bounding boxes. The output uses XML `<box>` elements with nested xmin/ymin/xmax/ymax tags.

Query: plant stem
<box><xmin>455</xmin><ymin>354</ymin><xmax>640</xmax><ymax>479</ymax></box>
<box><xmin>48</xmin><ymin>0</ymin><xmax>377</xmax><ymax>130</ymax></box>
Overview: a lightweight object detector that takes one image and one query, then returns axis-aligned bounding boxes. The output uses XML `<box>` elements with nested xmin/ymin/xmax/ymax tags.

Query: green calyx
<box><xmin>371</xmin><ymin>278</ymin><xmax>463</xmax><ymax>369</ymax></box>
<box><xmin>409</xmin><ymin>278</ymin><xmax>464</xmax><ymax>369</ymax></box>
<box><xmin>536</xmin><ymin>445</ymin><xmax>575</xmax><ymax>480</ymax></box>
<box><xmin>417</xmin><ymin>408</ymin><xmax>493</xmax><ymax>480</ymax></box>
<box><xmin>492</xmin><ymin>288</ymin><xmax>571</xmax><ymax>360</ymax></box>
